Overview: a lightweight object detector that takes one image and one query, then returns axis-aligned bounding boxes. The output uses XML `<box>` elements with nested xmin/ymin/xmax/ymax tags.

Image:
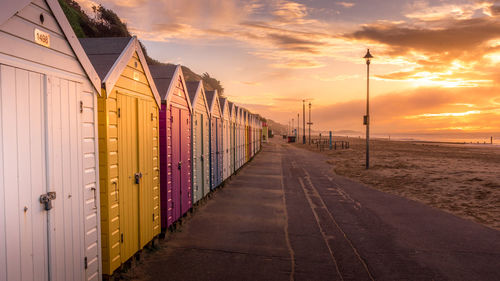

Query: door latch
<box><xmin>134</xmin><ymin>172</ymin><xmax>143</xmax><ymax>184</ymax></box>
<box><xmin>40</xmin><ymin>192</ymin><xmax>56</xmax><ymax>211</ymax></box>
<box><xmin>178</xmin><ymin>161</ymin><xmax>182</xmax><ymax>170</ymax></box>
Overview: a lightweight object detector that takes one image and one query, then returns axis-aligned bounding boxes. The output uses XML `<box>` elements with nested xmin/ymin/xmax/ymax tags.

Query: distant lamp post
<box><xmin>363</xmin><ymin>49</ymin><xmax>373</xmax><ymax>169</ymax></box>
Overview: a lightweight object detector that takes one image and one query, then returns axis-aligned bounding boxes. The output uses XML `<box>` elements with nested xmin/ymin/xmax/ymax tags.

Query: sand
<box><xmin>294</xmin><ymin>137</ymin><xmax>500</xmax><ymax>230</ymax></box>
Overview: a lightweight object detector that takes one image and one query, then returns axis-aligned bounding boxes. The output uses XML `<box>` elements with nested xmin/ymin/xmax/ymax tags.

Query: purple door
<box><xmin>180</xmin><ymin>109</ymin><xmax>191</xmax><ymax>215</ymax></box>
<box><xmin>160</xmin><ymin>103</ymin><xmax>173</xmax><ymax>229</ymax></box>
<box><xmin>171</xmin><ymin>106</ymin><xmax>182</xmax><ymax>222</ymax></box>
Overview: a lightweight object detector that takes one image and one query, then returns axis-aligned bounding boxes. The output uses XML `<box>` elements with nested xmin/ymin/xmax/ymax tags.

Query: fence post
<box><xmin>329</xmin><ymin>131</ymin><xmax>332</xmax><ymax>150</ymax></box>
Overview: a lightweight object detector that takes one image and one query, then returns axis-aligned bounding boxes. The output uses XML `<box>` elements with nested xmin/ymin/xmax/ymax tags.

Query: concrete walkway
<box><xmin>131</xmin><ymin>139</ymin><xmax>500</xmax><ymax>281</ymax></box>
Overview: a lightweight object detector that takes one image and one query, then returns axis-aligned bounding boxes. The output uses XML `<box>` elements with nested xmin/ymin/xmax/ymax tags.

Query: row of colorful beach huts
<box><xmin>0</xmin><ymin>1</ymin><xmax>263</xmax><ymax>280</ymax></box>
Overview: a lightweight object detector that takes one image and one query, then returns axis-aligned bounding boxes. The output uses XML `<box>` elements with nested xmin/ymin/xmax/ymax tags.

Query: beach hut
<box><xmin>250</xmin><ymin>114</ymin><xmax>255</xmax><ymax>157</ymax></box>
<box><xmin>186</xmin><ymin>80</ymin><xmax>211</xmax><ymax>203</ymax></box>
<box><xmin>220</xmin><ymin>97</ymin><xmax>230</xmax><ymax>180</ymax></box>
<box><xmin>228</xmin><ymin>102</ymin><xmax>236</xmax><ymax>174</ymax></box>
<box><xmin>234</xmin><ymin>105</ymin><xmax>240</xmax><ymax>170</ymax></box>
<box><xmin>206</xmin><ymin>90</ymin><xmax>223</xmax><ymax>189</ymax></box>
<box><xmin>80</xmin><ymin>36</ymin><xmax>161</xmax><ymax>276</ymax></box>
<box><xmin>237</xmin><ymin>106</ymin><xmax>245</xmax><ymax>168</ymax></box>
<box><xmin>0</xmin><ymin>1</ymin><xmax>102</xmax><ymax>280</ymax></box>
<box><xmin>244</xmin><ymin>110</ymin><xmax>250</xmax><ymax>162</ymax></box>
<box><xmin>149</xmin><ymin>64</ymin><xmax>192</xmax><ymax>228</ymax></box>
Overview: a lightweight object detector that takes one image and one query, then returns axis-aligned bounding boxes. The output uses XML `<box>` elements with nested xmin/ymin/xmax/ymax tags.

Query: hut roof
<box><xmin>79</xmin><ymin>36</ymin><xmax>161</xmax><ymax>106</ymax></box>
<box><xmin>1</xmin><ymin>0</ymin><xmax>101</xmax><ymax>92</ymax></box>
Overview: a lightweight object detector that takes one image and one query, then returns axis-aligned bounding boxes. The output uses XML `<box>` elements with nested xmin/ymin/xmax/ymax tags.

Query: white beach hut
<box><xmin>0</xmin><ymin>0</ymin><xmax>102</xmax><ymax>280</ymax></box>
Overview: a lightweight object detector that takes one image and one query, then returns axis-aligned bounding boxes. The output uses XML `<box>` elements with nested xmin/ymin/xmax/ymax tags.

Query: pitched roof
<box><xmin>219</xmin><ymin>97</ymin><xmax>228</xmax><ymax>117</ymax></box>
<box><xmin>1</xmin><ymin>0</ymin><xmax>101</xmax><ymax>92</ymax></box>
<box><xmin>79</xmin><ymin>36</ymin><xmax>161</xmax><ymax>106</ymax></box>
<box><xmin>205</xmin><ymin>90</ymin><xmax>216</xmax><ymax>109</ymax></box>
<box><xmin>0</xmin><ymin>0</ymin><xmax>31</xmax><ymax>26</ymax></box>
<box><xmin>79</xmin><ymin>37</ymin><xmax>132</xmax><ymax>80</ymax></box>
<box><xmin>148</xmin><ymin>64</ymin><xmax>178</xmax><ymax>100</ymax></box>
<box><xmin>206</xmin><ymin>90</ymin><xmax>221</xmax><ymax>115</ymax></box>
<box><xmin>186</xmin><ymin>81</ymin><xmax>200</xmax><ymax>104</ymax></box>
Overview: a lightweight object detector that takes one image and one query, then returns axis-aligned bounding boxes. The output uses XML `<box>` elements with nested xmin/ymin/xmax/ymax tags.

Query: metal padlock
<box><xmin>134</xmin><ymin>172</ymin><xmax>142</xmax><ymax>184</ymax></box>
<box><xmin>40</xmin><ymin>192</ymin><xmax>56</xmax><ymax>211</ymax></box>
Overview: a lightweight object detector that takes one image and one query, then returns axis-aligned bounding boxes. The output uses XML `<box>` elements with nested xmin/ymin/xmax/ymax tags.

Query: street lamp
<box><xmin>363</xmin><ymin>49</ymin><xmax>373</xmax><ymax>169</ymax></box>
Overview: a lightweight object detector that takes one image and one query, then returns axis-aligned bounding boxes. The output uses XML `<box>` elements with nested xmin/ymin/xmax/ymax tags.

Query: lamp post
<box><xmin>363</xmin><ymin>49</ymin><xmax>373</xmax><ymax>169</ymax></box>
<box><xmin>295</xmin><ymin>113</ymin><xmax>300</xmax><ymax>143</ymax></box>
<box><xmin>302</xmin><ymin>100</ymin><xmax>306</xmax><ymax>144</ymax></box>
<box><xmin>308</xmin><ymin>102</ymin><xmax>313</xmax><ymax>145</ymax></box>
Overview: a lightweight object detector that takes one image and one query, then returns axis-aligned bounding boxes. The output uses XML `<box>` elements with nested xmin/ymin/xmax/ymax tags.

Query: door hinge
<box><xmin>151</xmin><ymin>113</ymin><xmax>153</xmax><ymax>121</ymax></box>
<box><xmin>84</xmin><ymin>257</ymin><xmax>88</xmax><ymax>269</ymax></box>
<box><xmin>153</xmin><ymin>213</ymin><xmax>155</xmax><ymax>221</ymax></box>
<box><xmin>118</xmin><ymin>108</ymin><xmax>121</xmax><ymax>118</ymax></box>
<box><xmin>121</xmin><ymin>233</ymin><xmax>124</xmax><ymax>243</ymax></box>
<box><xmin>80</xmin><ymin>101</ymin><xmax>83</xmax><ymax>113</ymax></box>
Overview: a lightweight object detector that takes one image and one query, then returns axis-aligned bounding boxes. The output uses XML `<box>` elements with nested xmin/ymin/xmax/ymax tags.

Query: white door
<box><xmin>0</xmin><ymin>65</ymin><xmax>85</xmax><ymax>281</ymax></box>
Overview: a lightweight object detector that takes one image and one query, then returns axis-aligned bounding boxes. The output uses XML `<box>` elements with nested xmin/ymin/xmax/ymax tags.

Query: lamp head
<box><xmin>363</xmin><ymin>49</ymin><xmax>373</xmax><ymax>65</ymax></box>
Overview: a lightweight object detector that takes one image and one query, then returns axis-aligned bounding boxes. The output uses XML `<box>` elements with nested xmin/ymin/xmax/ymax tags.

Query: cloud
<box><xmin>273</xmin><ymin>1</ymin><xmax>308</xmax><ymax>23</ymax></box>
<box><xmin>348</xmin><ymin>18</ymin><xmax>500</xmax><ymax>58</ymax></box>
<box><xmin>336</xmin><ymin>2</ymin><xmax>355</xmax><ymax>8</ymax></box>
<box><xmin>309</xmin><ymin>87</ymin><xmax>500</xmax><ymax>133</ymax></box>
<box><xmin>404</xmin><ymin>1</ymin><xmax>493</xmax><ymax>21</ymax></box>
<box><xmin>343</xmin><ymin>11</ymin><xmax>500</xmax><ymax>86</ymax></box>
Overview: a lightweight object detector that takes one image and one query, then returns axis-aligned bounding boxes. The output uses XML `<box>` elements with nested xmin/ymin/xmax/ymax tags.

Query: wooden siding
<box><xmin>98</xmin><ymin>52</ymin><xmax>159</xmax><ymax>275</ymax></box>
<box><xmin>0</xmin><ymin>1</ymin><xmax>89</xmax><ymax>78</ymax></box>
<box><xmin>0</xmin><ymin>1</ymin><xmax>101</xmax><ymax>280</ymax></box>
<box><xmin>192</xmin><ymin>92</ymin><xmax>210</xmax><ymax>199</ymax></box>
<box><xmin>170</xmin><ymin>76</ymin><xmax>189</xmax><ymax>108</ymax></box>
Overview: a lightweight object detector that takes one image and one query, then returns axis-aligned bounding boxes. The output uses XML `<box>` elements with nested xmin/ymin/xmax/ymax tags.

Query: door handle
<box><xmin>40</xmin><ymin>192</ymin><xmax>56</xmax><ymax>211</ymax></box>
<box><xmin>91</xmin><ymin>187</ymin><xmax>97</xmax><ymax>209</ymax></box>
<box><xmin>135</xmin><ymin>172</ymin><xmax>142</xmax><ymax>184</ymax></box>
<box><xmin>112</xmin><ymin>181</ymin><xmax>118</xmax><ymax>201</ymax></box>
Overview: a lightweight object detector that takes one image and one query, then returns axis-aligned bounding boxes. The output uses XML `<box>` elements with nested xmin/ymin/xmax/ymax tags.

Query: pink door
<box><xmin>180</xmin><ymin>109</ymin><xmax>192</xmax><ymax>215</ymax></box>
<box><xmin>171</xmin><ymin>107</ymin><xmax>181</xmax><ymax>222</ymax></box>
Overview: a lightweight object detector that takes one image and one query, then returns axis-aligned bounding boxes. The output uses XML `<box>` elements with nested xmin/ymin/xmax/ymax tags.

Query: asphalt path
<box><xmin>133</xmin><ymin>139</ymin><xmax>500</xmax><ymax>281</ymax></box>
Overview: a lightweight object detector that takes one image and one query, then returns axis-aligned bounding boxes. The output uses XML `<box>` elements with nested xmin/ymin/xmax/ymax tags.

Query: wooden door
<box><xmin>180</xmin><ymin>109</ymin><xmax>191</xmax><ymax>214</ymax></box>
<box><xmin>1</xmin><ymin>65</ymin><xmax>49</xmax><ymax>281</ymax></box>
<box><xmin>194</xmin><ymin>113</ymin><xmax>203</xmax><ymax>202</ymax></box>
<box><xmin>203</xmin><ymin>115</ymin><xmax>210</xmax><ymax>196</ymax></box>
<box><xmin>1</xmin><ymin>65</ymin><xmax>86</xmax><ymax>281</ymax></box>
<box><xmin>138</xmin><ymin>99</ymin><xmax>155</xmax><ymax>248</ymax></box>
<box><xmin>117</xmin><ymin>93</ymin><xmax>140</xmax><ymax>263</ymax></box>
<box><xmin>171</xmin><ymin>106</ymin><xmax>181</xmax><ymax>221</ymax></box>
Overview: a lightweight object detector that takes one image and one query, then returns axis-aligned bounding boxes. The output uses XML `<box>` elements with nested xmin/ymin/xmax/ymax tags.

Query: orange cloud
<box><xmin>299</xmin><ymin>87</ymin><xmax>500</xmax><ymax>134</ymax></box>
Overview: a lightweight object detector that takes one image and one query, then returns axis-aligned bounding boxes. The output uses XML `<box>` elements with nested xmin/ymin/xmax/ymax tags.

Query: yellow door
<box><xmin>138</xmin><ymin>99</ymin><xmax>154</xmax><ymax>248</ymax></box>
<box><xmin>117</xmin><ymin>93</ymin><xmax>140</xmax><ymax>262</ymax></box>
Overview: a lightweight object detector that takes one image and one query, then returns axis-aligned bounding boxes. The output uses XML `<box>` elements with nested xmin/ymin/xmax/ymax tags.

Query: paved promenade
<box><xmin>132</xmin><ymin>139</ymin><xmax>500</xmax><ymax>281</ymax></box>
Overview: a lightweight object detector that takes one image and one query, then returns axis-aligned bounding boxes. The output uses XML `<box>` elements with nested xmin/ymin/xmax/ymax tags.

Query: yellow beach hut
<box><xmin>80</xmin><ymin>37</ymin><xmax>161</xmax><ymax>276</ymax></box>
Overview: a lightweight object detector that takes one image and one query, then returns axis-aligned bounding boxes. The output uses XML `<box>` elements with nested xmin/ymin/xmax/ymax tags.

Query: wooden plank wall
<box><xmin>99</xmin><ymin>52</ymin><xmax>159</xmax><ymax>275</ymax></box>
<box><xmin>0</xmin><ymin>1</ymin><xmax>101</xmax><ymax>280</ymax></box>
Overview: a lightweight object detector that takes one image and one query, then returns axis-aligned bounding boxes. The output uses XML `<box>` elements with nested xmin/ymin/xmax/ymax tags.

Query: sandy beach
<box><xmin>294</xmin><ymin>137</ymin><xmax>500</xmax><ymax>230</ymax></box>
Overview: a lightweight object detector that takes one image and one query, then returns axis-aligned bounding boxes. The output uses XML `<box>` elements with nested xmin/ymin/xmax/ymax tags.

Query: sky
<box><xmin>77</xmin><ymin>0</ymin><xmax>500</xmax><ymax>137</ymax></box>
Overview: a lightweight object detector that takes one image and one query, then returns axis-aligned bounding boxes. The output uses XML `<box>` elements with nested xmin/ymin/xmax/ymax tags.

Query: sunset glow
<box><xmin>78</xmin><ymin>0</ymin><xmax>500</xmax><ymax>135</ymax></box>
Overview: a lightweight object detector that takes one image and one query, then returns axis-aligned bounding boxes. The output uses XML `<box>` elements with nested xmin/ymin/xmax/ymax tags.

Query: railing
<box><xmin>311</xmin><ymin>138</ymin><xmax>349</xmax><ymax>151</ymax></box>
